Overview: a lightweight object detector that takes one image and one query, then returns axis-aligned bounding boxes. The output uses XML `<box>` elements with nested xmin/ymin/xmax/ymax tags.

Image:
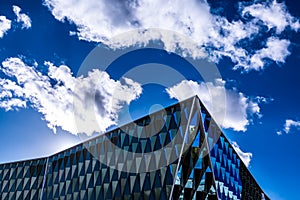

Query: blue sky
<box><xmin>0</xmin><ymin>0</ymin><xmax>299</xmax><ymax>199</ymax></box>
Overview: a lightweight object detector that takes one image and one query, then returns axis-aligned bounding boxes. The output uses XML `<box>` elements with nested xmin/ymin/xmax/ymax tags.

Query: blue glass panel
<box><xmin>216</xmin><ymin>162</ymin><xmax>221</xmax><ymax>178</ymax></box>
<box><xmin>218</xmin><ymin>149</ymin><xmax>223</xmax><ymax>163</ymax></box>
<box><xmin>195</xmin><ymin>156</ymin><xmax>202</xmax><ymax>169</ymax></box>
<box><xmin>225</xmin><ymin>142</ymin><xmax>229</xmax><ymax>154</ymax></box>
<box><xmin>220</xmin><ymin>136</ymin><xmax>225</xmax><ymax>148</ymax></box>
<box><xmin>229</xmin><ymin>148</ymin><xmax>233</xmax><ymax>160</ymax></box>
<box><xmin>192</xmin><ymin>131</ymin><xmax>200</xmax><ymax>147</ymax></box>
<box><xmin>189</xmin><ymin>169</ymin><xmax>194</xmax><ymax>179</ymax></box>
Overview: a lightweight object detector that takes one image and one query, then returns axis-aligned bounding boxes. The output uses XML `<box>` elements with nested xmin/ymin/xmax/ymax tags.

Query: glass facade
<box><xmin>0</xmin><ymin>96</ymin><xmax>269</xmax><ymax>200</ymax></box>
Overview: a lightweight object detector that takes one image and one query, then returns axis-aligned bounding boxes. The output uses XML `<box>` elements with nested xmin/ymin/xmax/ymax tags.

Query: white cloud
<box><xmin>0</xmin><ymin>16</ymin><xmax>11</xmax><ymax>38</ymax></box>
<box><xmin>246</xmin><ymin>37</ymin><xmax>291</xmax><ymax>70</ymax></box>
<box><xmin>0</xmin><ymin>78</ymin><xmax>26</xmax><ymax>110</ymax></box>
<box><xmin>231</xmin><ymin>141</ymin><xmax>252</xmax><ymax>167</ymax></box>
<box><xmin>0</xmin><ymin>98</ymin><xmax>26</xmax><ymax>111</ymax></box>
<box><xmin>277</xmin><ymin>119</ymin><xmax>300</xmax><ymax>135</ymax></box>
<box><xmin>44</xmin><ymin>0</ymin><xmax>299</xmax><ymax>71</ymax></box>
<box><xmin>255</xmin><ymin>96</ymin><xmax>274</xmax><ymax>104</ymax></box>
<box><xmin>0</xmin><ymin>57</ymin><xmax>142</xmax><ymax>136</ymax></box>
<box><xmin>166</xmin><ymin>80</ymin><xmax>262</xmax><ymax>132</ymax></box>
<box><xmin>13</xmin><ymin>5</ymin><xmax>32</xmax><ymax>29</ymax></box>
<box><xmin>242</xmin><ymin>0</ymin><xmax>300</xmax><ymax>34</ymax></box>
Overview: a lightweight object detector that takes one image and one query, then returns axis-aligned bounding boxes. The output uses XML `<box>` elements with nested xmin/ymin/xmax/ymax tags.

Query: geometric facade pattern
<box><xmin>0</xmin><ymin>96</ymin><xmax>269</xmax><ymax>199</ymax></box>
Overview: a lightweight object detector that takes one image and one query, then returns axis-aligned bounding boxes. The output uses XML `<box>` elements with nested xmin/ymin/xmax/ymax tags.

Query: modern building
<box><xmin>0</xmin><ymin>96</ymin><xmax>269</xmax><ymax>199</ymax></box>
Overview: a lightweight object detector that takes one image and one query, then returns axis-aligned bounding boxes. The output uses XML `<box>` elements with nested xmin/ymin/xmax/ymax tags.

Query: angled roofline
<box><xmin>0</xmin><ymin>96</ymin><xmax>197</xmax><ymax>165</ymax></box>
<box><xmin>0</xmin><ymin>95</ymin><xmax>269</xmax><ymax>198</ymax></box>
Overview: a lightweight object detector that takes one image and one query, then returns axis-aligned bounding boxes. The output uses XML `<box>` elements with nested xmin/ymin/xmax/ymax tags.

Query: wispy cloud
<box><xmin>245</xmin><ymin>37</ymin><xmax>291</xmax><ymax>70</ymax></box>
<box><xmin>0</xmin><ymin>16</ymin><xmax>11</xmax><ymax>38</ymax></box>
<box><xmin>277</xmin><ymin>119</ymin><xmax>300</xmax><ymax>135</ymax></box>
<box><xmin>166</xmin><ymin>79</ymin><xmax>263</xmax><ymax>132</ymax></box>
<box><xmin>0</xmin><ymin>57</ymin><xmax>142</xmax><ymax>136</ymax></box>
<box><xmin>231</xmin><ymin>141</ymin><xmax>252</xmax><ymax>167</ymax></box>
<box><xmin>44</xmin><ymin>0</ymin><xmax>299</xmax><ymax>71</ymax></box>
<box><xmin>13</xmin><ymin>5</ymin><xmax>32</xmax><ymax>29</ymax></box>
<box><xmin>242</xmin><ymin>0</ymin><xmax>299</xmax><ymax>34</ymax></box>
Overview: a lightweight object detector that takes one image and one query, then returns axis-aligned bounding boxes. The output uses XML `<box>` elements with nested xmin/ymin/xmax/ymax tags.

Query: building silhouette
<box><xmin>0</xmin><ymin>96</ymin><xmax>269</xmax><ymax>199</ymax></box>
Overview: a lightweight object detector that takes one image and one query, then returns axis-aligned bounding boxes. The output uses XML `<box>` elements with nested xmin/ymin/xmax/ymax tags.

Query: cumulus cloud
<box><xmin>0</xmin><ymin>79</ymin><xmax>26</xmax><ymax>110</ymax></box>
<box><xmin>13</xmin><ymin>5</ymin><xmax>32</xmax><ymax>29</ymax></box>
<box><xmin>166</xmin><ymin>79</ymin><xmax>262</xmax><ymax>132</ymax></box>
<box><xmin>44</xmin><ymin>0</ymin><xmax>299</xmax><ymax>71</ymax></box>
<box><xmin>231</xmin><ymin>141</ymin><xmax>252</xmax><ymax>167</ymax></box>
<box><xmin>0</xmin><ymin>16</ymin><xmax>11</xmax><ymax>38</ymax></box>
<box><xmin>0</xmin><ymin>57</ymin><xmax>142</xmax><ymax>136</ymax></box>
<box><xmin>277</xmin><ymin>119</ymin><xmax>300</xmax><ymax>135</ymax></box>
